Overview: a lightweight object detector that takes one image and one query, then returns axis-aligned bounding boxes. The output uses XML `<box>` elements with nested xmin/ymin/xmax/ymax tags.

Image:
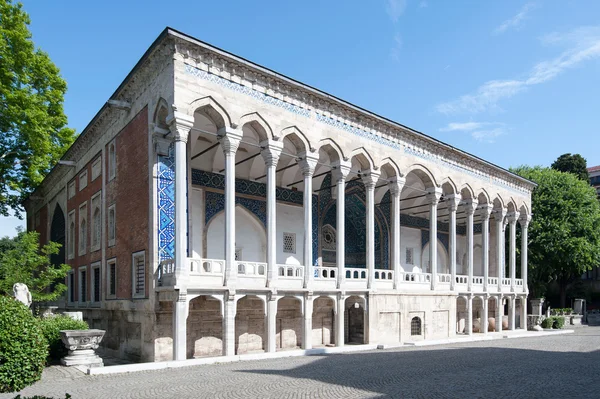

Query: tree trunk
<box><xmin>559</xmin><ymin>280</ymin><xmax>567</xmax><ymax>308</ymax></box>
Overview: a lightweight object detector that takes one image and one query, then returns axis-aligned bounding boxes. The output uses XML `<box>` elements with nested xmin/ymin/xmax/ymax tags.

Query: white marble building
<box><xmin>26</xmin><ymin>28</ymin><xmax>535</xmax><ymax>362</ymax></box>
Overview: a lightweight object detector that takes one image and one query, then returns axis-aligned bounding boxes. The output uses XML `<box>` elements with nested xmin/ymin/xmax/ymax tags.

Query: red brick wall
<box><xmin>105</xmin><ymin>107</ymin><xmax>149</xmax><ymax>299</ymax></box>
<box><xmin>67</xmin><ymin>151</ymin><xmax>103</xmax><ymax>302</ymax></box>
<box><xmin>35</xmin><ymin>204</ymin><xmax>48</xmax><ymax>245</ymax></box>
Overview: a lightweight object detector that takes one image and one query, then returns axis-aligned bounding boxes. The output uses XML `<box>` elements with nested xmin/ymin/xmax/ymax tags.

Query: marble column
<box><xmin>389</xmin><ymin>177</ymin><xmax>405</xmax><ymax>290</ymax></box>
<box><xmin>447</xmin><ymin>195</ymin><xmax>461</xmax><ymax>291</ymax></box>
<box><xmin>496</xmin><ymin>295</ymin><xmax>503</xmax><ymax>332</ymax></box>
<box><xmin>167</xmin><ymin>111</ymin><xmax>194</xmax><ymax>361</ymax></box>
<box><xmin>261</xmin><ymin>140</ymin><xmax>284</xmax><ymax>287</ymax></box>
<box><xmin>223</xmin><ymin>292</ymin><xmax>237</xmax><ymax>356</ymax></box>
<box><xmin>266</xmin><ymin>294</ymin><xmax>277</xmax><ymax>352</ymax></box>
<box><xmin>332</xmin><ymin>161</ymin><xmax>351</xmax><ymax>289</ymax></box>
<box><xmin>508</xmin><ymin>212</ymin><xmax>518</xmax><ymax>292</ymax></box>
<box><xmin>465</xmin><ymin>200</ymin><xmax>477</xmax><ymax>292</ymax></box>
<box><xmin>520</xmin><ymin>295</ymin><xmax>527</xmax><ymax>329</ymax></box>
<box><xmin>480</xmin><ymin>205</ymin><xmax>493</xmax><ymax>292</ymax></box>
<box><xmin>362</xmin><ymin>170</ymin><xmax>380</xmax><ymax>289</ymax></box>
<box><xmin>519</xmin><ymin>214</ymin><xmax>531</xmax><ymax>293</ymax></box>
<box><xmin>426</xmin><ymin>188</ymin><xmax>442</xmax><ymax>290</ymax></box>
<box><xmin>509</xmin><ymin>295</ymin><xmax>516</xmax><ymax>331</ymax></box>
<box><xmin>495</xmin><ymin>208</ymin><xmax>507</xmax><ymax>292</ymax></box>
<box><xmin>303</xmin><ymin>294</ymin><xmax>313</xmax><ymax>350</ymax></box>
<box><xmin>336</xmin><ymin>293</ymin><xmax>345</xmax><ymax>347</ymax></box>
<box><xmin>482</xmin><ymin>295</ymin><xmax>489</xmax><ymax>334</ymax></box>
<box><xmin>298</xmin><ymin>152</ymin><xmax>319</xmax><ymax>289</ymax></box>
<box><xmin>218</xmin><ymin>128</ymin><xmax>243</xmax><ymax>287</ymax></box>
<box><xmin>467</xmin><ymin>295</ymin><xmax>473</xmax><ymax>336</ymax></box>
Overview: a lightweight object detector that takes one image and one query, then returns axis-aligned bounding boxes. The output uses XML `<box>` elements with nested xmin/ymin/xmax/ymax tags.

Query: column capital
<box><xmin>446</xmin><ymin>194</ymin><xmax>462</xmax><ymax>211</ymax></box>
<box><xmin>361</xmin><ymin>169</ymin><xmax>380</xmax><ymax>190</ymax></box>
<box><xmin>298</xmin><ymin>151</ymin><xmax>319</xmax><ymax>177</ymax></box>
<box><xmin>507</xmin><ymin>211</ymin><xmax>519</xmax><ymax>224</ymax></box>
<box><xmin>478</xmin><ymin>204</ymin><xmax>494</xmax><ymax>220</ymax></box>
<box><xmin>331</xmin><ymin>160</ymin><xmax>352</xmax><ymax>182</ymax></box>
<box><xmin>493</xmin><ymin>207</ymin><xmax>507</xmax><ymax>222</ymax></box>
<box><xmin>463</xmin><ymin>199</ymin><xmax>477</xmax><ymax>215</ymax></box>
<box><xmin>425</xmin><ymin>187</ymin><xmax>443</xmax><ymax>204</ymax></box>
<box><xmin>260</xmin><ymin>140</ymin><xmax>284</xmax><ymax>167</ymax></box>
<box><xmin>519</xmin><ymin>213</ymin><xmax>532</xmax><ymax>228</ymax></box>
<box><xmin>167</xmin><ymin>111</ymin><xmax>194</xmax><ymax>143</ymax></box>
<box><xmin>388</xmin><ymin>176</ymin><xmax>406</xmax><ymax>196</ymax></box>
<box><xmin>218</xmin><ymin>127</ymin><xmax>243</xmax><ymax>155</ymax></box>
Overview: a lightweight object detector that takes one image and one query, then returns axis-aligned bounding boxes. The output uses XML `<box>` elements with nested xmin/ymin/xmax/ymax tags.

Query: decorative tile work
<box><xmin>157</xmin><ymin>145</ymin><xmax>175</xmax><ymax>261</ymax></box>
<box><xmin>191</xmin><ymin>169</ymin><xmax>304</xmax><ymax>205</ymax></box>
<box><xmin>185</xmin><ymin>64</ymin><xmax>310</xmax><ymax>118</ymax></box>
<box><xmin>184</xmin><ymin>63</ymin><xmax>528</xmax><ymax>195</ymax></box>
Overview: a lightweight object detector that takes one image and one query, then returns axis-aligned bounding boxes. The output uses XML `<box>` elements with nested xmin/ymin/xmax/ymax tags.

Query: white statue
<box><xmin>13</xmin><ymin>283</ymin><xmax>32</xmax><ymax>308</ymax></box>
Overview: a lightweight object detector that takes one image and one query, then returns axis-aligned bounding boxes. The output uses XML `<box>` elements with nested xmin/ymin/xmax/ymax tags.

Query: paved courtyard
<box><xmin>3</xmin><ymin>326</ymin><xmax>600</xmax><ymax>399</ymax></box>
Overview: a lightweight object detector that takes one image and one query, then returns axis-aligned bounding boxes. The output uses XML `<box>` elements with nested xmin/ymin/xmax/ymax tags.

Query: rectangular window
<box><xmin>107</xmin><ymin>258</ymin><xmax>117</xmax><ymax>298</ymax></box>
<box><xmin>78</xmin><ymin>202</ymin><xmax>87</xmax><ymax>256</ymax></box>
<box><xmin>283</xmin><ymin>232</ymin><xmax>296</xmax><ymax>254</ymax></box>
<box><xmin>90</xmin><ymin>192</ymin><xmax>101</xmax><ymax>252</ymax></box>
<box><xmin>67</xmin><ymin>211</ymin><xmax>75</xmax><ymax>260</ymax></box>
<box><xmin>91</xmin><ymin>263</ymin><xmax>101</xmax><ymax>303</ymax></box>
<box><xmin>405</xmin><ymin>247</ymin><xmax>414</xmax><ymax>265</ymax></box>
<box><xmin>108</xmin><ymin>141</ymin><xmax>116</xmax><ymax>181</ymax></box>
<box><xmin>79</xmin><ymin>170</ymin><xmax>88</xmax><ymax>191</ymax></box>
<box><xmin>68</xmin><ymin>271</ymin><xmax>75</xmax><ymax>303</ymax></box>
<box><xmin>79</xmin><ymin>266</ymin><xmax>87</xmax><ymax>303</ymax></box>
<box><xmin>108</xmin><ymin>204</ymin><xmax>116</xmax><ymax>247</ymax></box>
<box><xmin>91</xmin><ymin>156</ymin><xmax>102</xmax><ymax>181</ymax></box>
<box><xmin>68</xmin><ymin>181</ymin><xmax>76</xmax><ymax>199</ymax></box>
<box><xmin>132</xmin><ymin>251</ymin><xmax>145</xmax><ymax>298</ymax></box>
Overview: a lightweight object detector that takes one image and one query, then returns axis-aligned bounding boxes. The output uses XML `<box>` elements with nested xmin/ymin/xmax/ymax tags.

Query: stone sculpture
<box><xmin>13</xmin><ymin>283</ymin><xmax>32</xmax><ymax>308</ymax></box>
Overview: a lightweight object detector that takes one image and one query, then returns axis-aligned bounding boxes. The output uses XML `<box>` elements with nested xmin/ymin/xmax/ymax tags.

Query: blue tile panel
<box><xmin>157</xmin><ymin>144</ymin><xmax>175</xmax><ymax>261</ymax></box>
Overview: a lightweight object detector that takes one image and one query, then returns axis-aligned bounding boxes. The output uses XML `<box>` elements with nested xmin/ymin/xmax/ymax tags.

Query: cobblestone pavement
<box><xmin>3</xmin><ymin>327</ymin><xmax>600</xmax><ymax>399</ymax></box>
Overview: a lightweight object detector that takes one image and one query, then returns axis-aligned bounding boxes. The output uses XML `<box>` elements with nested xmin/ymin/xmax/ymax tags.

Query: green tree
<box><xmin>0</xmin><ymin>231</ymin><xmax>69</xmax><ymax>302</ymax></box>
<box><xmin>551</xmin><ymin>153</ymin><xmax>589</xmax><ymax>182</ymax></box>
<box><xmin>0</xmin><ymin>0</ymin><xmax>75</xmax><ymax>217</ymax></box>
<box><xmin>512</xmin><ymin>166</ymin><xmax>600</xmax><ymax>306</ymax></box>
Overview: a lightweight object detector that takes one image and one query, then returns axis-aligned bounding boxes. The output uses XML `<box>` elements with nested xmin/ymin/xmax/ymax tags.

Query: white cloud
<box><xmin>385</xmin><ymin>0</ymin><xmax>407</xmax><ymax>22</ymax></box>
<box><xmin>439</xmin><ymin>122</ymin><xmax>506</xmax><ymax>143</ymax></box>
<box><xmin>436</xmin><ymin>26</ymin><xmax>600</xmax><ymax>115</ymax></box>
<box><xmin>390</xmin><ymin>33</ymin><xmax>403</xmax><ymax>61</ymax></box>
<box><xmin>494</xmin><ymin>3</ymin><xmax>537</xmax><ymax>35</ymax></box>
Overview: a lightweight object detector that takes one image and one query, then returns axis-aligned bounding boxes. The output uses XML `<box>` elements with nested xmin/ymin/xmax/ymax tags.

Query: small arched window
<box><xmin>68</xmin><ymin>221</ymin><xmax>75</xmax><ymax>257</ymax></box>
<box><xmin>411</xmin><ymin>317</ymin><xmax>422</xmax><ymax>336</ymax></box>
<box><xmin>108</xmin><ymin>142</ymin><xmax>116</xmax><ymax>180</ymax></box>
<box><xmin>79</xmin><ymin>218</ymin><xmax>87</xmax><ymax>254</ymax></box>
<box><xmin>92</xmin><ymin>207</ymin><xmax>101</xmax><ymax>248</ymax></box>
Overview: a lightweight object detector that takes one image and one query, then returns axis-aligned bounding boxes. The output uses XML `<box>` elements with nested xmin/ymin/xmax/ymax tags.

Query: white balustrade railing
<box><xmin>488</xmin><ymin>277</ymin><xmax>498</xmax><ymax>286</ymax></box>
<box><xmin>157</xmin><ymin>259</ymin><xmax>176</xmax><ymax>286</ymax></box>
<box><xmin>346</xmin><ymin>268</ymin><xmax>367</xmax><ymax>280</ymax></box>
<box><xmin>236</xmin><ymin>261</ymin><xmax>267</xmax><ymax>277</ymax></box>
<box><xmin>472</xmin><ymin>276</ymin><xmax>484</xmax><ymax>285</ymax></box>
<box><xmin>455</xmin><ymin>275</ymin><xmax>468</xmax><ymax>284</ymax></box>
<box><xmin>515</xmin><ymin>279</ymin><xmax>524</xmax><ymax>286</ymax></box>
<box><xmin>375</xmin><ymin>270</ymin><xmax>394</xmax><ymax>281</ymax></box>
<box><xmin>399</xmin><ymin>272</ymin><xmax>431</xmax><ymax>283</ymax></box>
<box><xmin>315</xmin><ymin>266</ymin><xmax>337</xmax><ymax>279</ymax></box>
<box><xmin>502</xmin><ymin>278</ymin><xmax>511</xmax><ymax>286</ymax></box>
<box><xmin>278</xmin><ymin>264</ymin><xmax>304</xmax><ymax>278</ymax></box>
<box><xmin>189</xmin><ymin>258</ymin><xmax>224</xmax><ymax>274</ymax></box>
<box><xmin>437</xmin><ymin>274</ymin><xmax>451</xmax><ymax>283</ymax></box>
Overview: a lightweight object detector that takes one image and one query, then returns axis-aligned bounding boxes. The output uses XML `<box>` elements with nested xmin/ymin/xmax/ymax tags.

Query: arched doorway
<box><xmin>345</xmin><ymin>296</ymin><xmax>365</xmax><ymax>344</ymax></box>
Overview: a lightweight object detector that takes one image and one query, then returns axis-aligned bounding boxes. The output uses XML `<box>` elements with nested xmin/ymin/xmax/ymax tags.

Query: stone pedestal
<box><xmin>530</xmin><ymin>298</ymin><xmax>544</xmax><ymax>317</ymax></box>
<box><xmin>62</xmin><ymin>311</ymin><xmax>83</xmax><ymax>321</ymax></box>
<box><xmin>60</xmin><ymin>329</ymin><xmax>105</xmax><ymax>367</ymax></box>
<box><xmin>574</xmin><ymin>299</ymin><xmax>585</xmax><ymax>315</ymax></box>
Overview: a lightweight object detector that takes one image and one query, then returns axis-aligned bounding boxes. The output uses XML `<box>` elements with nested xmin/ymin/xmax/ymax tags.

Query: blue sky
<box><xmin>2</xmin><ymin>0</ymin><xmax>600</xmax><ymax>237</ymax></box>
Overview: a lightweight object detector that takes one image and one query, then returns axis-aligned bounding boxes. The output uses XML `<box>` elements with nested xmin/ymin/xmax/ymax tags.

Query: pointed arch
<box><xmin>348</xmin><ymin>147</ymin><xmax>375</xmax><ymax>171</ymax></box>
<box><xmin>459</xmin><ymin>183</ymin><xmax>475</xmax><ymax>200</ymax></box>
<box><xmin>506</xmin><ymin>198</ymin><xmax>518</xmax><ymax>213</ymax></box>
<box><xmin>492</xmin><ymin>194</ymin><xmax>505</xmax><ymax>210</ymax></box>
<box><xmin>238</xmin><ymin>112</ymin><xmax>273</xmax><ymax>142</ymax></box>
<box><xmin>379</xmin><ymin>158</ymin><xmax>400</xmax><ymax>179</ymax></box>
<box><xmin>189</xmin><ymin>96</ymin><xmax>232</xmax><ymax>129</ymax></box>
<box><xmin>519</xmin><ymin>203</ymin><xmax>530</xmax><ymax>215</ymax></box>
<box><xmin>316</xmin><ymin>138</ymin><xmax>345</xmax><ymax>163</ymax></box>
<box><xmin>404</xmin><ymin>163</ymin><xmax>438</xmax><ymax>188</ymax></box>
<box><xmin>153</xmin><ymin>98</ymin><xmax>170</xmax><ymax>131</ymax></box>
<box><xmin>476</xmin><ymin>189</ymin><xmax>491</xmax><ymax>205</ymax></box>
<box><xmin>281</xmin><ymin>126</ymin><xmax>310</xmax><ymax>152</ymax></box>
<box><xmin>440</xmin><ymin>177</ymin><xmax>458</xmax><ymax>195</ymax></box>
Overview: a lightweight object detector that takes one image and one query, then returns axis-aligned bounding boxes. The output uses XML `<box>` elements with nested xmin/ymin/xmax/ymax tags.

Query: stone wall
<box><xmin>312</xmin><ymin>297</ymin><xmax>334</xmax><ymax>346</ymax></box>
<box><xmin>235</xmin><ymin>296</ymin><xmax>266</xmax><ymax>354</ymax></box>
<box><xmin>187</xmin><ymin>296</ymin><xmax>223</xmax><ymax>358</ymax></box>
<box><xmin>276</xmin><ymin>297</ymin><xmax>302</xmax><ymax>350</ymax></box>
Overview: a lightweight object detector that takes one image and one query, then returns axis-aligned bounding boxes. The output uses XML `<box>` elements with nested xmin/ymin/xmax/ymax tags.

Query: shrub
<box><xmin>553</xmin><ymin>316</ymin><xmax>565</xmax><ymax>329</ymax></box>
<box><xmin>541</xmin><ymin>317</ymin><xmax>554</xmax><ymax>329</ymax></box>
<box><xmin>39</xmin><ymin>316</ymin><xmax>88</xmax><ymax>360</ymax></box>
<box><xmin>0</xmin><ymin>296</ymin><xmax>47</xmax><ymax>393</ymax></box>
